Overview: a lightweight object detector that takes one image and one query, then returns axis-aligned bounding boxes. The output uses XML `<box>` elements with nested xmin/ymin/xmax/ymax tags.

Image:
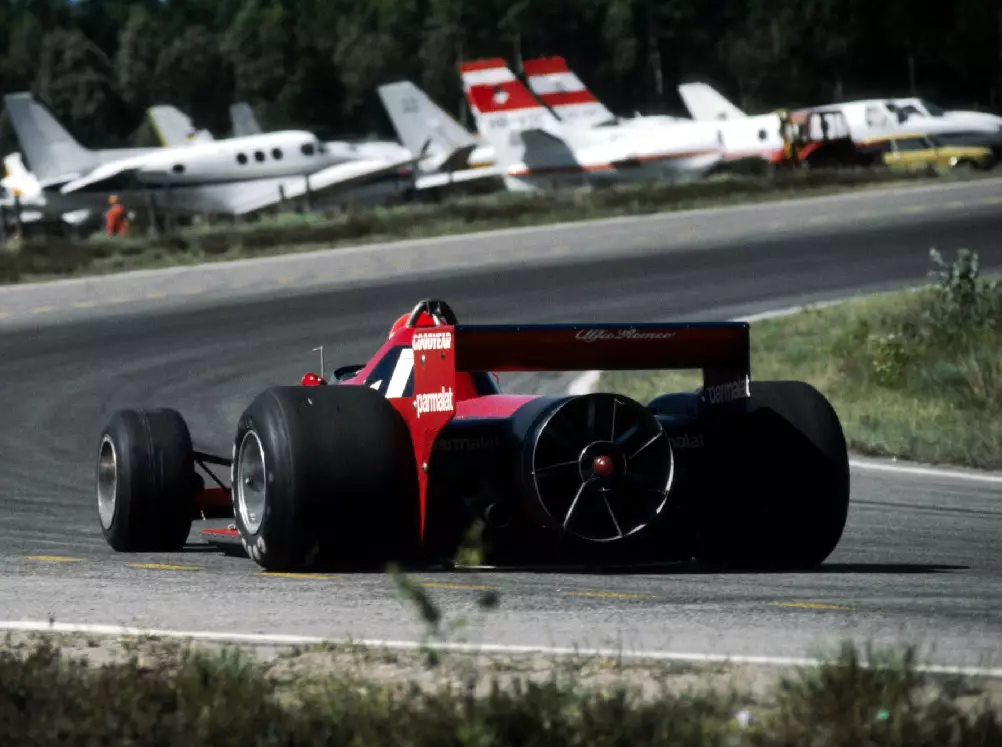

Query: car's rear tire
<box><xmin>97</xmin><ymin>408</ymin><xmax>197</xmax><ymax>552</ymax></box>
<box><xmin>230</xmin><ymin>386</ymin><xmax>418</xmax><ymax>571</ymax></box>
<box><xmin>695</xmin><ymin>380</ymin><xmax>850</xmax><ymax>570</ymax></box>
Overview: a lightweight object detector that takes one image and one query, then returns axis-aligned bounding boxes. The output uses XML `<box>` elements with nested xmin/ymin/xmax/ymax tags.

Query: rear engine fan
<box><xmin>525</xmin><ymin>393</ymin><xmax>674</xmax><ymax>542</ymax></box>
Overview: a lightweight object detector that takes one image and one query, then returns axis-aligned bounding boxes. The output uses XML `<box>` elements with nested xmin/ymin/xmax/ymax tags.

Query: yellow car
<box><xmin>861</xmin><ymin>133</ymin><xmax>996</xmax><ymax>172</ymax></box>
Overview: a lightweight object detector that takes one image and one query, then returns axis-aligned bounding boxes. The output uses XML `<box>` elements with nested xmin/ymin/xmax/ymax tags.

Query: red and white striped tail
<box><xmin>465</xmin><ymin>81</ymin><xmax>544</xmax><ymax>115</ymax></box>
<box><xmin>458</xmin><ymin>58</ymin><xmax>517</xmax><ymax>91</ymax></box>
<box><xmin>459</xmin><ymin>60</ymin><xmax>555</xmax><ymax>135</ymax></box>
<box><xmin>522</xmin><ymin>57</ymin><xmax>615</xmax><ymax>126</ymax></box>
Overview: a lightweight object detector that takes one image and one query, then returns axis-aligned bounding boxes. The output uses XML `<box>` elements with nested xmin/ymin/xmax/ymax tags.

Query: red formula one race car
<box><xmin>95</xmin><ymin>299</ymin><xmax>850</xmax><ymax>571</ymax></box>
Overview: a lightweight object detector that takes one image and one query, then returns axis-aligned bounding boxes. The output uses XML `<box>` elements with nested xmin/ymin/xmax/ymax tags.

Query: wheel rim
<box><xmin>235</xmin><ymin>430</ymin><xmax>267</xmax><ymax>534</ymax></box>
<box><xmin>529</xmin><ymin>393</ymin><xmax>674</xmax><ymax>542</ymax></box>
<box><xmin>97</xmin><ymin>436</ymin><xmax>117</xmax><ymax>530</ymax></box>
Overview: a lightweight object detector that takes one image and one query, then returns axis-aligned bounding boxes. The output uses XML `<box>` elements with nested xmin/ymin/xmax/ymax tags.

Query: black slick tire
<box><xmin>230</xmin><ymin>386</ymin><xmax>418</xmax><ymax>572</ymax></box>
<box><xmin>97</xmin><ymin>408</ymin><xmax>197</xmax><ymax>552</ymax></box>
<box><xmin>696</xmin><ymin>380</ymin><xmax>850</xmax><ymax>570</ymax></box>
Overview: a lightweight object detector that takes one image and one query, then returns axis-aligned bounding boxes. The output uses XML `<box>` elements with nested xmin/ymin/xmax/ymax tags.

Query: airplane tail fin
<box><xmin>377</xmin><ymin>81</ymin><xmax>478</xmax><ymax>171</ymax></box>
<box><xmin>2</xmin><ymin>92</ymin><xmax>99</xmax><ymax>185</ymax></box>
<box><xmin>458</xmin><ymin>59</ymin><xmax>561</xmax><ymax>130</ymax></box>
<box><xmin>230</xmin><ymin>102</ymin><xmax>263</xmax><ymax>137</ymax></box>
<box><xmin>459</xmin><ymin>59</ymin><xmax>575</xmax><ymax>188</ymax></box>
<box><xmin>147</xmin><ymin>105</ymin><xmax>214</xmax><ymax>146</ymax></box>
<box><xmin>522</xmin><ymin>57</ymin><xmax>616</xmax><ymax>127</ymax></box>
<box><xmin>677</xmin><ymin>83</ymin><xmax>747</xmax><ymax>121</ymax></box>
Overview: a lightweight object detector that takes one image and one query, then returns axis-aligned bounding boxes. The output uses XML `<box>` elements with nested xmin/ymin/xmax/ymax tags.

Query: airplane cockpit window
<box><xmin>886</xmin><ymin>102</ymin><xmax>924</xmax><ymax>123</ymax></box>
<box><xmin>301</xmin><ymin>143</ymin><xmax>316</xmax><ymax>156</ymax></box>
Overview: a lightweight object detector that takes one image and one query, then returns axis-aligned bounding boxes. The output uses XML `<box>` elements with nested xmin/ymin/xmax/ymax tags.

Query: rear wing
<box><xmin>412</xmin><ymin>321</ymin><xmax>750</xmax><ymax>404</ymax></box>
<box><xmin>480</xmin><ymin>322</ymin><xmax>745</xmax><ymax>390</ymax></box>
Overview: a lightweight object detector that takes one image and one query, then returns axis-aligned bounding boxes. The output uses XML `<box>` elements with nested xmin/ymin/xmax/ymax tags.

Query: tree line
<box><xmin>1</xmin><ymin>0</ymin><xmax>1000</xmax><ymax>157</ymax></box>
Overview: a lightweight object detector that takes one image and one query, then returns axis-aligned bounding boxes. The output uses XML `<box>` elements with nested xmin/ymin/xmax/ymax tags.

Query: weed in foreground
<box><xmin>0</xmin><ymin>637</ymin><xmax>999</xmax><ymax>746</ymax></box>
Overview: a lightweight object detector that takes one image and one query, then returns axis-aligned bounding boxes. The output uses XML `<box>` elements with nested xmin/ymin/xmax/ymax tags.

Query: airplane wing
<box><xmin>413</xmin><ymin>165</ymin><xmax>503</xmax><ymax>190</ymax></box>
<box><xmin>222</xmin><ymin>157</ymin><xmax>420</xmax><ymax>215</ymax></box>
<box><xmin>59</xmin><ymin>161</ymin><xmax>140</xmax><ymax>194</ymax></box>
<box><xmin>295</xmin><ymin>157</ymin><xmax>418</xmax><ymax>194</ymax></box>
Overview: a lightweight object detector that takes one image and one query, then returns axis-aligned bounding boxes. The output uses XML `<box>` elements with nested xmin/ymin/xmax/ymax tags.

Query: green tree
<box><xmin>35</xmin><ymin>28</ymin><xmax>126</xmax><ymax>146</ymax></box>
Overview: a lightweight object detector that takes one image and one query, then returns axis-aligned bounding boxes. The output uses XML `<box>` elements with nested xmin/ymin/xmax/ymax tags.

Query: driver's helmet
<box><xmin>388</xmin><ymin>310</ymin><xmax>436</xmax><ymax>338</ymax></box>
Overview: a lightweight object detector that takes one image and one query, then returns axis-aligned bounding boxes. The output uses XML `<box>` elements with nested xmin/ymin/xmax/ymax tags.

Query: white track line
<box><xmin>2</xmin><ymin>620</ymin><xmax>1000</xmax><ymax>678</ymax></box>
<box><xmin>569</xmin><ymin>295</ymin><xmax>1002</xmax><ymax>486</ymax></box>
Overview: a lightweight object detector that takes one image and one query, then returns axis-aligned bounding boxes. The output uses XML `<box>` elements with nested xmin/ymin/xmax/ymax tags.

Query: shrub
<box><xmin>838</xmin><ymin>248</ymin><xmax>1002</xmax><ymax>410</ymax></box>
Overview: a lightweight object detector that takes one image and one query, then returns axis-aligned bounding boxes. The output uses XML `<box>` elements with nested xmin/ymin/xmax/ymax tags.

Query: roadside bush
<box><xmin>837</xmin><ymin>248</ymin><xmax>1002</xmax><ymax>410</ymax></box>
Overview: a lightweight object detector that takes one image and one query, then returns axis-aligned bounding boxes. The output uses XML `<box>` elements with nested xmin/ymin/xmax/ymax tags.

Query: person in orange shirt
<box><xmin>105</xmin><ymin>195</ymin><xmax>129</xmax><ymax>236</ymax></box>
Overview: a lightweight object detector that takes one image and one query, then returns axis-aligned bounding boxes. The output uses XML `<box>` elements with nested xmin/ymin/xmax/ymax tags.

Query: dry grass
<box><xmin>0</xmin><ymin>633</ymin><xmax>998</xmax><ymax>746</ymax></box>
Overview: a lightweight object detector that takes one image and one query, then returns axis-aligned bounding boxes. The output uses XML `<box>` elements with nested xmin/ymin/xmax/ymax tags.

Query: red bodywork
<box><xmin>196</xmin><ymin>309</ymin><xmax>750</xmax><ymax>549</ymax></box>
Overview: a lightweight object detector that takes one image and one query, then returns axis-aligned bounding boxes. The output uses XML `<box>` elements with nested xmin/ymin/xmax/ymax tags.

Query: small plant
<box><xmin>835</xmin><ymin>247</ymin><xmax>1002</xmax><ymax>410</ymax></box>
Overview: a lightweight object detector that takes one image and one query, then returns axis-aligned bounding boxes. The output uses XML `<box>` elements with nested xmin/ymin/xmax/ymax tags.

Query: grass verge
<box><xmin>0</xmin><ymin>166</ymin><xmax>978</xmax><ymax>284</ymax></box>
<box><xmin>601</xmin><ymin>248</ymin><xmax>1002</xmax><ymax>470</ymax></box>
<box><xmin>1</xmin><ymin>633</ymin><xmax>999</xmax><ymax>746</ymax></box>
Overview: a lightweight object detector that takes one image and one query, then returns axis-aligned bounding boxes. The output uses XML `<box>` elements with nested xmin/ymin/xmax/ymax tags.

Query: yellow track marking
<box><xmin>421</xmin><ymin>582</ymin><xmax>494</xmax><ymax>591</ymax></box>
<box><xmin>257</xmin><ymin>572</ymin><xmax>339</xmax><ymax>580</ymax></box>
<box><xmin>985</xmin><ymin>196</ymin><xmax>1002</xmax><ymax>205</ymax></box>
<box><xmin>773</xmin><ymin>601</ymin><xmax>853</xmax><ymax>611</ymax></box>
<box><xmin>126</xmin><ymin>563</ymin><xmax>201</xmax><ymax>571</ymax></box>
<box><xmin>562</xmin><ymin>590</ymin><xmax>652</xmax><ymax>600</ymax></box>
<box><xmin>29</xmin><ymin>306</ymin><xmax>55</xmax><ymax>315</ymax></box>
<box><xmin>902</xmin><ymin>205</ymin><xmax>926</xmax><ymax>213</ymax></box>
<box><xmin>25</xmin><ymin>555</ymin><xmax>83</xmax><ymax>563</ymax></box>
<box><xmin>72</xmin><ymin>300</ymin><xmax>96</xmax><ymax>308</ymax></box>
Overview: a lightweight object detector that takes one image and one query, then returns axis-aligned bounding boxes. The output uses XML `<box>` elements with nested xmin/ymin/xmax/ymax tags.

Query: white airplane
<box><xmin>457</xmin><ymin>58</ymin><xmax>723</xmax><ymax>191</ymax></box>
<box><xmin>3</xmin><ymin>92</ymin><xmax>418</xmax><ymax>217</ymax></box>
<box><xmin>225</xmin><ymin>101</ymin><xmax>415</xmax><ymax>166</ymax></box>
<box><xmin>520</xmin><ymin>57</ymin><xmax>803</xmax><ymax>167</ymax></box>
<box><xmin>520</xmin><ymin>56</ymin><xmax>688</xmax><ymax>129</ymax></box>
<box><xmin>678</xmin><ymin>83</ymin><xmax>1002</xmax><ymax>155</ymax></box>
<box><xmin>375</xmin><ymin>81</ymin><xmax>502</xmax><ymax>191</ymax></box>
<box><xmin>146</xmin><ymin>102</ymin><xmax>420</xmax><ymax>207</ymax></box>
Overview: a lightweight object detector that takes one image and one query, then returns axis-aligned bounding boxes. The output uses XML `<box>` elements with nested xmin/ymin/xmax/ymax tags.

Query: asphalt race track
<box><xmin>1</xmin><ymin>183</ymin><xmax>1001</xmax><ymax>668</ymax></box>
